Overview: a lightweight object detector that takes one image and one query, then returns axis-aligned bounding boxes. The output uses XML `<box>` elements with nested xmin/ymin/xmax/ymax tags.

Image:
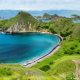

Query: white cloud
<box><xmin>0</xmin><ymin>0</ymin><xmax>80</xmax><ymax>10</ymax></box>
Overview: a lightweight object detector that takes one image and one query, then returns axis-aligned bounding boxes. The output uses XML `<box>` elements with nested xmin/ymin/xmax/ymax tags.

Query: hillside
<box><xmin>37</xmin><ymin>17</ymin><xmax>80</xmax><ymax>39</ymax></box>
<box><xmin>0</xmin><ymin>64</ymin><xmax>53</xmax><ymax>80</ymax></box>
<box><xmin>0</xmin><ymin>11</ymin><xmax>39</xmax><ymax>33</ymax></box>
<box><xmin>6</xmin><ymin>11</ymin><xmax>39</xmax><ymax>33</ymax></box>
<box><xmin>71</xmin><ymin>23</ymin><xmax>80</xmax><ymax>39</ymax></box>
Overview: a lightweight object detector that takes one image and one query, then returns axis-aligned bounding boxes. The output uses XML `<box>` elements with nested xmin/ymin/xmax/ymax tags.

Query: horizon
<box><xmin>0</xmin><ymin>9</ymin><xmax>80</xmax><ymax>11</ymax></box>
<box><xmin>0</xmin><ymin>0</ymin><xmax>80</xmax><ymax>10</ymax></box>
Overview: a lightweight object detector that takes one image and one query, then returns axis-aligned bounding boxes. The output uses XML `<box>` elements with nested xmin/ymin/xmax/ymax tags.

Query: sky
<box><xmin>0</xmin><ymin>0</ymin><xmax>80</xmax><ymax>10</ymax></box>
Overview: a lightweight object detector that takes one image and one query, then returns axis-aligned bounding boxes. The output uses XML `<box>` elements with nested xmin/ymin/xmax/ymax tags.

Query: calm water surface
<box><xmin>0</xmin><ymin>32</ymin><xmax>60</xmax><ymax>63</ymax></box>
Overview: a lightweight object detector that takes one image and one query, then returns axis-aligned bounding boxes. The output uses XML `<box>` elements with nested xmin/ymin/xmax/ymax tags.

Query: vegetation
<box><xmin>0</xmin><ymin>64</ymin><xmax>53</xmax><ymax>80</ymax></box>
<box><xmin>33</xmin><ymin>40</ymin><xmax>80</xmax><ymax>80</ymax></box>
<box><xmin>0</xmin><ymin>11</ymin><xmax>80</xmax><ymax>80</ymax></box>
<box><xmin>0</xmin><ymin>11</ymin><xmax>40</xmax><ymax>32</ymax></box>
<box><xmin>40</xmin><ymin>65</ymin><xmax>50</xmax><ymax>72</ymax></box>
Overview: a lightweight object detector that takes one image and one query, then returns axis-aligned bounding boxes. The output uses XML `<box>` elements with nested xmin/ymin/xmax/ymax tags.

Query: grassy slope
<box><xmin>32</xmin><ymin>40</ymin><xmax>80</xmax><ymax>79</ymax></box>
<box><xmin>0</xmin><ymin>64</ymin><xmax>53</xmax><ymax>80</ymax></box>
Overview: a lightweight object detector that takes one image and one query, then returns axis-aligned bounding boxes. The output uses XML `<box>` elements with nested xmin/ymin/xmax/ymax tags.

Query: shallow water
<box><xmin>0</xmin><ymin>32</ymin><xmax>60</xmax><ymax>63</ymax></box>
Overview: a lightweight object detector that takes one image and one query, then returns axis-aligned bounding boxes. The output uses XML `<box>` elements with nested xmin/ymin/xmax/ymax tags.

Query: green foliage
<box><xmin>0</xmin><ymin>64</ymin><xmax>53</xmax><ymax>80</ymax></box>
<box><xmin>0</xmin><ymin>67</ymin><xmax>12</xmax><ymax>76</ymax></box>
<box><xmin>66</xmin><ymin>73</ymin><xmax>75</xmax><ymax>80</ymax></box>
<box><xmin>36</xmin><ymin>17</ymin><xmax>80</xmax><ymax>39</ymax></box>
<box><xmin>40</xmin><ymin>65</ymin><xmax>50</xmax><ymax>72</ymax></box>
<box><xmin>50</xmin><ymin>18</ymin><xmax>73</xmax><ymax>34</ymax></box>
<box><xmin>71</xmin><ymin>24</ymin><xmax>80</xmax><ymax>39</ymax></box>
<box><xmin>49</xmin><ymin>26</ymin><xmax>57</xmax><ymax>33</ymax></box>
<box><xmin>0</xmin><ymin>20</ymin><xmax>8</xmax><ymax>28</ymax></box>
<box><xmin>60</xmin><ymin>31</ymin><xmax>72</xmax><ymax>37</ymax></box>
<box><xmin>0</xmin><ymin>11</ymin><xmax>39</xmax><ymax>31</ymax></box>
<box><xmin>63</xmin><ymin>40</ymin><xmax>80</xmax><ymax>55</ymax></box>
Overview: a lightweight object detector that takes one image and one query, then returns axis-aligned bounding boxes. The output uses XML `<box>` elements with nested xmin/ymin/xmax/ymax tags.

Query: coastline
<box><xmin>23</xmin><ymin>45</ymin><xmax>61</xmax><ymax>67</ymax></box>
<box><xmin>0</xmin><ymin>31</ymin><xmax>62</xmax><ymax>67</ymax></box>
<box><xmin>22</xmin><ymin>33</ymin><xmax>62</xmax><ymax>67</ymax></box>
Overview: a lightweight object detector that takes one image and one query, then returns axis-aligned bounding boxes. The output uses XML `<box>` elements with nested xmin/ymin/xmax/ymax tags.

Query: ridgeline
<box><xmin>0</xmin><ymin>11</ymin><xmax>39</xmax><ymax>33</ymax></box>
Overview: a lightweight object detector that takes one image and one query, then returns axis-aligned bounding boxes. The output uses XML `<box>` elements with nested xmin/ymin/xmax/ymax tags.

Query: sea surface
<box><xmin>0</xmin><ymin>32</ymin><xmax>60</xmax><ymax>63</ymax></box>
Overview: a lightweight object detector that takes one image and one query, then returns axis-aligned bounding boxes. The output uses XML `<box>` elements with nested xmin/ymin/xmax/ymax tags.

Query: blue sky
<box><xmin>0</xmin><ymin>0</ymin><xmax>80</xmax><ymax>10</ymax></box>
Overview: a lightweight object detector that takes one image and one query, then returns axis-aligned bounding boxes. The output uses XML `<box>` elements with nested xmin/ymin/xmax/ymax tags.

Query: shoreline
<box><xmin>23</xmin><ymin>45</ymin><xmax>61</xmax><ymax>67</ymax></box>
<box><xmin>22</xmin><ymin>34</ymin><xmax>62</xmax><ymax>67</ymax></box>
<box><xmin>0</xmin><ymin>31</ymin><xmax>62</xmax><ymax>67</ymax></box>
<box><xmin>0</xmin><ymin>31</ymin><xmax>63</xmax><ymax>39</ymax></box>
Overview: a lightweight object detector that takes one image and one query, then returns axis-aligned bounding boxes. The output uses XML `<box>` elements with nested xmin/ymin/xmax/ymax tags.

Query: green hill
<box><xmin>0</xmin><ymin>11</ymin><xmax>39</xmax><ymax>32</ymax></box>
<box><xmin>38</xmin><ymin>17</ymin><xmax>80</xmax><ymax>39</ymax></box>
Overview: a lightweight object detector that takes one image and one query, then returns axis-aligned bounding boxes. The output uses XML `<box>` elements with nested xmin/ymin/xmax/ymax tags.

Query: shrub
<box><xmin>66</xmin><ymin>73</ymin><xmax>75</xmax><ymax>80</ymax></box>
<box><xmin>40</xmin><ymin>65</ymin><xmax>50</xmax><ymax>72</ymax></box>
<box><xmin>0</xmin><ymin>68</ymin><xmax>12</xmax><ymax>76</ymax></box>
<box><xmin>64</xmin><ymin>49</ymin><xmax>74</xmax><ymax>55</ymax></box>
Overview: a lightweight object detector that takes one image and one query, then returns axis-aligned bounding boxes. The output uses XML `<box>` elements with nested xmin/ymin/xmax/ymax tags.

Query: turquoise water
<box><xmin>73</xmin><ymin>19</ymin><xmax>80</xmax><ymax>23</ymax></box>
<box><xmin>0</xmin><ymin>32</ymin><xmax>60</xmax><ymax>63</ymax></box>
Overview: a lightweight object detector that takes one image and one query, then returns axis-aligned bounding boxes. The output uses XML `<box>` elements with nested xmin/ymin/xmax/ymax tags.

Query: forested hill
<box><xmin>37</xmin><ymin>17</ymin><xmax>80</xmax><ymax>39</ymax></box>
<box><xmin>0</xmin><ymin>11</ymin><xmax>39</xmax><ymax>32</ymax></box>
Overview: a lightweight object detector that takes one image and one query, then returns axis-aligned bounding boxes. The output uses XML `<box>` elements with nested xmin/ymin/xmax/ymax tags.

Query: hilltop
<box><xmin>0</xmin><ymin>11</ymin><xmax>39</xmax><ymax>33</ymax></box>
<box><xmin>6</xmin><ymin>11</ymin><xmax>39</xmax><ymax>33</ymax></box>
